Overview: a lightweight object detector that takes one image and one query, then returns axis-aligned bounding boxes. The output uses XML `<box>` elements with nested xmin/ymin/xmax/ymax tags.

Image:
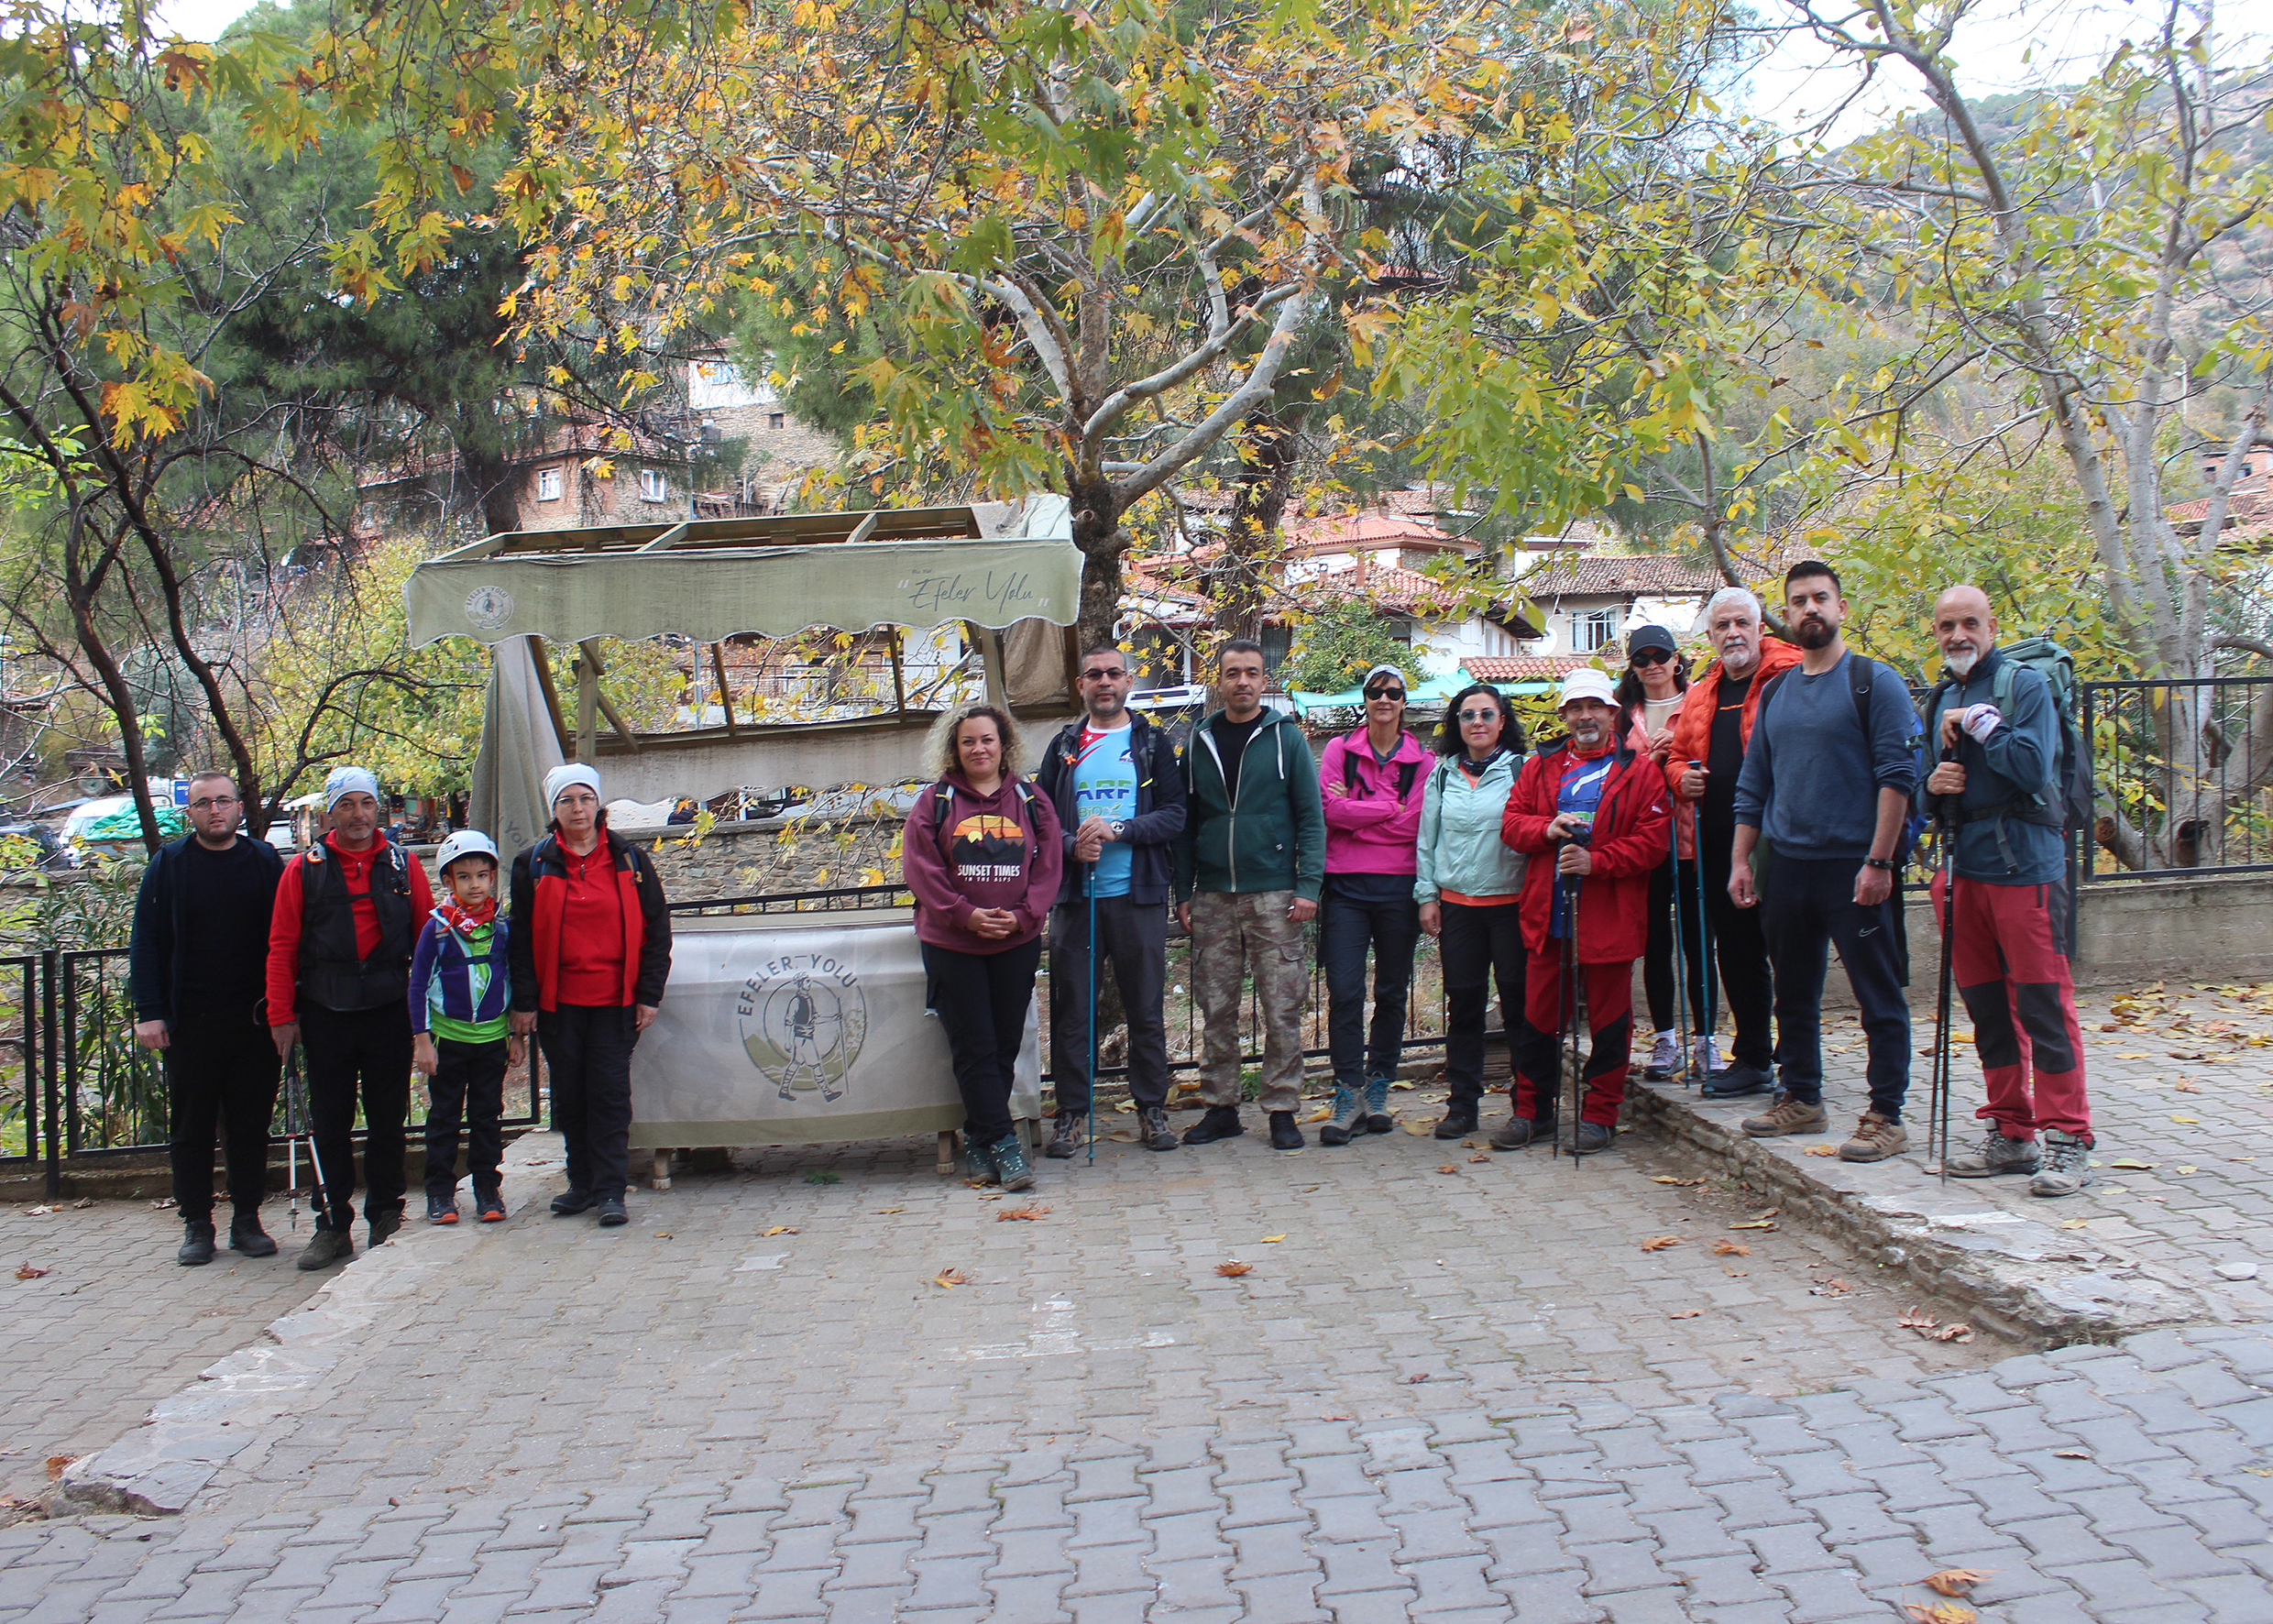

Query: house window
<box><xmin>1574</xmin><ymin>609</ymin><xmax>1616</xmax><ymax>652</ymax></box>
<box><xmin>768</xmin><ymin>412</ymin><xmax>785</xmax><ymax>430</ymax></box>
<box><xmin>536</xmin><ymin>466</ymin><xmax>563</xmax><ymax>502</ymax></box>
<box><xmin>639</xmin><ymin>468</ymin><xmax>669</xmax><ymax>502</ymax></box>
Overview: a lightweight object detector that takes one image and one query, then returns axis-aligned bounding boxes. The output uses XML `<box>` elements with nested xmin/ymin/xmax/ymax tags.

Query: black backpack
<box><xmin>1340</xmin><ymin>730</ymin><xmax>1422</xmax><ymax>800</ymax></box>
<box><xmin>1920</xmin><ymin>636</ymin><xmax>2092</xmax><ymax>836</ymax></box>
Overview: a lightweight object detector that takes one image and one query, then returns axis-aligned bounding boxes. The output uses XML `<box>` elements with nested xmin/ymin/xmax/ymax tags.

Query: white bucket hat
<box><xmin>1555</xmin><ymin>668</ymin><xmax>1619</xmax><ymax>711</ymax></box>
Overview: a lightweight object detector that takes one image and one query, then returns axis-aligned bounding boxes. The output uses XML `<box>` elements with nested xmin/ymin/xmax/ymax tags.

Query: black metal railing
<box><xmin>7</xmin><ymin>947</ymin><xmax>545</xmax><ymax>1197</ymax></box>
<box><xmin>2078</xmin><ymin>675</ymin><xmax>2273</xmax><ymax>883</ymax></box>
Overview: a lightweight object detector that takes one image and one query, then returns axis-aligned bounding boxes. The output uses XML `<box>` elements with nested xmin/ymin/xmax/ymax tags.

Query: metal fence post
<box><xmin>40</xmin><ymin>949</ymin><xmax>59</xmax><ymax>1199</ymax></box>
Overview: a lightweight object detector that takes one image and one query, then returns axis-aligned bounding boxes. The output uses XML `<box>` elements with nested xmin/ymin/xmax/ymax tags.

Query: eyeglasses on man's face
<box><xmin>1081</xmin><ymin>666</ymin><xmax>1127</xmax><ymax>682</ymax></box>
<box><xmin>188</xmin><ymin>796</ymin><xmax>239</xmax><ymax>811</ymax></box>
<box><xmin>1629</xmin><ymin>648</ymin><xmax>1673</xmax><ymax>667</ymax></box>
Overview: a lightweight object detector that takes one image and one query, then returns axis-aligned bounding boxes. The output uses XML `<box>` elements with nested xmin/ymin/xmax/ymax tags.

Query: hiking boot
<box><xmin>1641</xmin><ymin>1030</ymin><xmax>1679</xmax><ymax>1081</ymax></box>
<box><xmin>229</xmin><ymin>1213</ymin><xmax>278</xmax><ymax>1257</ymax></box>
<box><xmin>1703</xmin><ymin>1062</ymin><xmax>1773</xmax><ymax>1101</ymax></box>
<box><xmin>1182</xmin><ymin>1105</ymin><xmax>1245</xmax><ymax>1146</ymax></box>
<box><xmin>965</xmin><ymin>1136</ymin><xmax>1001</xmax><ymax>1185</ymax></box>
<box><xmin>368</xmin><ymin>1207</ymin><xmax>403</xmax><ymax>1247</ymax></box>
<box><xmin>475</xmin><ymin>1189</ymin><xmax>508</xmax><ymax>1223</ymax></box>
<box><xmin>1363</xmin><ymin>1078</ymin><xmax>1394</xmax><ymax>1134</ymax></box>
<box><xmin>551</xmin><ymin>1188</ymin><xmax>597</xmax><ymax>1216</ymax></box>
<box><xmin>2030</xmin><ymin>1129</ymin><xmax>2095</xmax><ymax>1198</ymax></box>
<box><xmin>296</xmin><ymin>1224</ymin><xmax>353</xmax><ymax>1270</ymax></box>
<box><xmin>1138</xmin><ymin>1106</ymin><xmax>1179</xmax><ymax>1152</ymax></box>
<box><xmin>1434</xmin><ymin>1103</ymin><xmax>1479</xmax><ymax>1140</ymax></box>
<box><xmin>1319</xmin><ymin>1087</ymin><xmax>1366</xmax><ymax>1147</ymax></box>
<box><xmin>1694</xmin><ymin>1035</ymin><xmax>1727</xmax><ymax>1077</ymax></box>
<box><xmin>1044</xmin><ymin>1112</ymin><xmax>1085</xmax><ymax>1159</ymax></box>
<box><xmin>427</xmin><ymin>1194</ymin><xmax>460</xmax><ymax>1224</ymax></box>
<box><xmin>1946</xmin><ymin>1127</ymin><xmax>2041</xmax><ymax>1179</ymax></box>
<box><xmin>1268</xmin><ymin>1111</ymin><xmax>1304</xmax><ymax>1150</ymax></box>
<box><xmin>1741</xmin><ymin>1095</ymin><xmax>1829</xmax><ymax>1137</ymax></box>
<box><xmin>597</xmin><ymin>1197</ymin><xmax>629</xmax><ymax>1226</ymax></box>
<box><xmin>177</xmin><ymin>1218</ymin><xmax>215</xmax><ymax>1267</ymax></box>
<box><xmin>1567</xmin><ymin>1122</ymin><xmax>1613</xmax><ymax>1156</ymax></box>
<box><xmin>1489</xmin><ymin>1114</ymin><xmax>1554</xmax><ymax>1150</ymax></box>
<box><xmin>1839</xmin><ymin>1112</ymin><xmax>1909</xmax><ymax>1163</ymax></box>
<box><xmin>994</xmin><ymin>1136</ymin><xmax>1036</xmax><ymax>1192</ymax></box>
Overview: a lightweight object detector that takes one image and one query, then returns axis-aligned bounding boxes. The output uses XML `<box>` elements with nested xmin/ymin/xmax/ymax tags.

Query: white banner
<box><xmin>628</xmin><ymin>909</ymin><xmax>1039</xmax><ymax>1147</ymax></box>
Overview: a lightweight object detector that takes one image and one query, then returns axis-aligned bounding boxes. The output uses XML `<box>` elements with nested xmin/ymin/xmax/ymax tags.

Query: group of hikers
<box><xmin>131</xmin><ymin>762</ymin><xmax>672</xmax><ymax>1269</ymax></box>
<box><xmin>130</xmin><ymin>556</ymin><xmax>2097</xmax><ymax>1262</ymax></box>
<box><xmin>906</xmin><ymin>561</ymin><xmax>2096</xmax><ymax>1202</ymax></box>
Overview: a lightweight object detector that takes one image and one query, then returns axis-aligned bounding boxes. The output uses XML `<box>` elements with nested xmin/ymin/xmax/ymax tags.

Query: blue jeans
<box><xmin>1320</xmin><ymin>874</ymin><xmax>1422</xmax><ymax>1090</ymax></box>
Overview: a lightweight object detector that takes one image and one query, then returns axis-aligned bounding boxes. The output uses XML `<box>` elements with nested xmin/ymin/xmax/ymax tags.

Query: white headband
<box><xmin>323</xmin><ymin>766</ymin><xmax>379</xmax><ymax>812</ymax></box>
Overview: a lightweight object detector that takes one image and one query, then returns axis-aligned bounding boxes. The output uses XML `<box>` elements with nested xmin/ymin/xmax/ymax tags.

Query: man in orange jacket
<box><xmin>1664</xmin><ymin>587</ymin><xmax>1800</xmax><ymax>1100</ymax></box>
<box><xmin>1497</xmin><ymin>669</ymin><xmax>1669</xmax><ymax>1154</ymax></box>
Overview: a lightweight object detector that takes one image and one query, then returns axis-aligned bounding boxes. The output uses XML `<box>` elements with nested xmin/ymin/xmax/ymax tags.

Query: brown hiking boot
<box><xmin>1839</xmin><ymin>1111</ymin><xmax>1909</xmax><ymax>1163</ymax></box>
<box><xmin>1740</xmin><ymin>1095</ymin><xmax>1828</xmax><ymax>1137</ymax></box>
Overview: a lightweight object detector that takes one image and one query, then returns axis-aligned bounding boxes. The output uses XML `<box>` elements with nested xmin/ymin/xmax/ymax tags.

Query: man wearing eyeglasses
<box><xmin>1036</xmin><ymin>645</ymin><xmax>1188</xmax><ymax>1157</ymax></box>
<box><xmin>130</xmin><ymin>770</ymin><xmax>287</xmax><ymax>1266</ymax></box>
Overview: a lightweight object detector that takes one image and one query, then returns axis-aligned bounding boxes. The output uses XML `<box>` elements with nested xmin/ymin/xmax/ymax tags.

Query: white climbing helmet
<box><xmin>435</xmin><ymin>830</ymin><xmax>500</xmax><ymax>873</ymax></box>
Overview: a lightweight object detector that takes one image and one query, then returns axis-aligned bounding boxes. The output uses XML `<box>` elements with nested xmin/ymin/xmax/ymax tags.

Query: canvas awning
<box><xmin>402</xmin><ymin>502</ymin><xmax>1081</xmax><ymax>649</ymax></box>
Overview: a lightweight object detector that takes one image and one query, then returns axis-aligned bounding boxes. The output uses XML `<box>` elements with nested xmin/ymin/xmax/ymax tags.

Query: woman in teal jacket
<box><xmin>1414</xmin><ymin>684</ymin><xmax>1534</xmax><ymax>1138</ymax></box>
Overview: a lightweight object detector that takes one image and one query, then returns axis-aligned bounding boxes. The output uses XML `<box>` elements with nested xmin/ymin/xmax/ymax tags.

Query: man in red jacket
<box><xmin>1498</xmin><ymin>669</ymin><xmax>1669</xmax><ymax>1154</ymax></box>
<box><xmin>267</xmin><ymin>765</ymin><xmax>434</xmax><ymax>1268</ymax></box>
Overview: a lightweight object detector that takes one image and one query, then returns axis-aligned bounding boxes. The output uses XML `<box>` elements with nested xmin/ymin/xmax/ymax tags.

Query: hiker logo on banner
<box><xmin>737</xmin><ymin>952</ymin><xmax>868</xmax><ymax>1102</ymax></box>
<box><xmin>464</xmin><ymin>584</ymin><xmax>516</xmax><ymax>631</ymax></box>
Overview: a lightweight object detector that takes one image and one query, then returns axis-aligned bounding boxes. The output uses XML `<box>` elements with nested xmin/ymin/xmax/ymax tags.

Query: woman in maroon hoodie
<box><xmin>902</xmin><ymin>701</ymin><xmax>1063</xmax><ymax>1191</ymax></box>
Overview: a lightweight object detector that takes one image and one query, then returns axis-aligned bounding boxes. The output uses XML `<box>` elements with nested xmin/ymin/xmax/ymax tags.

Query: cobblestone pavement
<box><xmin>0</xmin><ymin>1196</ymin><xmax>327</xmax><ymax>1501</ymax></box>
<box><xmin>2</xmin><ymin>1082</ymin><xmax>2270</xmax><ymax>1621</ymax></box>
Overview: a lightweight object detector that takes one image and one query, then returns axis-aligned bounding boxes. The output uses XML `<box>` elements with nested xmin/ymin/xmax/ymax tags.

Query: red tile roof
<box><xmin>1515</xmin><ymin>554</ymin><xmax>1751</xmax><ymax>597</ymax></box>
<box><xmin>1460</xmin><ymin>655</ymin><xmax>1596</xmax><ymax>682</ymax></box>
<box><xmin>2167</xmin><ymin>483</ymin><xmax>2270</xmax><ymax>539</ymax></box>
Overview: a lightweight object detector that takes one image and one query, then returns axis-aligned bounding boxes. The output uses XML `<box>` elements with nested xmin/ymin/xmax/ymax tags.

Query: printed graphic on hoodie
<box><xmin>950</xmin><ymin>812</ymin><xmax>1028</xmax><ymax>883</ymax></box>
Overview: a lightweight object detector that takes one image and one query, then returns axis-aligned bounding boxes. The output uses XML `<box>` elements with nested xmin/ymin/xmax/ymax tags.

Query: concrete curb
<box><xmin>1627</xmin><ymin>1080</ymin><xmax>2208</xmax><ymax>1347</ymax></box>
<box><xmin>44</xmin><ymin>1134</ymin><xmax>569</xmax><ymax>1519</ymax></box>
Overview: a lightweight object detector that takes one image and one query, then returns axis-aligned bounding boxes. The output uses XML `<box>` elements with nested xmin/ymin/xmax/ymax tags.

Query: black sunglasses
<box><xmin>1366</xmin><ymin>686</ymin><xmax>1406</xmax><ymax>701</ymax></box>
<box><xmin>1629</xmin><ymin>648</ymin><xmax>1673</xmax><ymax>667</ymax></box>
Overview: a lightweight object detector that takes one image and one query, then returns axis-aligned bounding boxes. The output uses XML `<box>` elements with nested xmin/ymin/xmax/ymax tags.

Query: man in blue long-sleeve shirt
<box><xmin>1729</xmin><ymin>561</ymin><xmax>1920</xmax><ymax>1161</ymax></box>
<box><xmin>1917</xmin><ymin>585</ymin><xmax>2094</xmax><ymax>1197</ymax></box>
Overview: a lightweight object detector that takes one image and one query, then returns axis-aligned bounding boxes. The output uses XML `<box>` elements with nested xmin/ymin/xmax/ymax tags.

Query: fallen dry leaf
<box><xmin>1669</xmin><ymin>1310</ymin><xmax>1702</xmax><ymax>1320</ymax></box>
<box><xmin>1405</xmin><ymin>1372</ymin><xmax>1431</xmax><ymax>1384</ymax></box>
<box><xmin>2054</xmin><ymin>1448</ymin><xmax>2091</xmax><ymax>1459</ymax></box>
<box><xmin>2170</xmin><ymin>1114</ymin><xmax>2201</xmax><ymax>1125</ymax></box>
<box><xmin>1400</xmin><ymin>1119</ymin><xmax>1433</xmax><ymax>1136</ymax></box>
<box><xmin>2176</xmin><ymin>1165</ymin><xmax>2199</xmax><ymax>1175</ymax></box>
<box><xmin>1932</xmin><ymin>1323</ymin><xmax>1974</xmax><ymax>1343</ymax></box>
<box><xmin>2059</xmin><ymin>1218</ymin><xmax>2091</xmax><ymax>1229</ymax></box>
<box><xmin>1639</xmin><ymin>1235</ymin><xmax>1682</xmax><ymax>1251</ymax></box>
<box><xmin>1899</xmin><ymin>1307</ymin><xmax>1940</xmax><ymax>1333</ymax></box>
<box><xmin>1809</xmin><ymin>1278</ymin><xmax>1852</xmax><ymax>1297</ymax></box>
<box><xmin>995</xmin><ymin>1205</ymin><xmax>1050</xmax><ymax>1222</ymax></box>
<box><xmin>1306</xmin><ymin>1107</ymin><xmax>1333</xmax><ymax>1123</ymax></box>
<box><xmin>760</xmin><ymin>1225</ymin><xmax>797</xmax><ymax>1236</ymax></box>
<box><xmin>22</xmin><ymin>1206</ymin><xmax>51</xmax><ymax>1217</ymax></box>
<box><xmin>1436</xmin><ymin>1164</ymin><xmax>1460</xmax><ymax>1174</ymax></box>
<box><xmin>44</xmin><ymin>1456</ymin><xmax>73</xmax><ymax>1481</ymax></box>
<box><xmin>1649</xmin><ymin>1175</ymin><xmax>1705</xmax><ymax>1187</ymax></box>
<box><xmin>873</xmin><ymin>1208</ymin><xmax>905</xmax><ymax>1214</ymax></box>
<box><xmin>1728</xmin><ymin>1219</ymin><xmax>1779</xmax><ymax>1231</ymax></box>
<box><xmin>930</xmin><ymin>1267</ymin><xmax>972</xmax><ymax>1289</ymax></box>
<box><xmin>1215</xmin><ymin>1261</ymin><xmax>1254</xmax><ymax>1278</ymax></box>
<box><xmin>1903</xmin><ymin>1605</ymin><xmax>1976</xmax><ymax>1624</ymax></box>
<box><xmin>1921</xmin><ymin>1569</ymin><xmax>1994</xmax><ymax>1597</ymax></box>
<box><xmin>1468</xmin><ymin>1153</ymin><xmax>1490</xmax><ymax>1163</ymax></box>
<box><xmin>15</xmin><ymin>1263</ymin><xmax>49</xmax><ymax>1280</ymax></box>
<box><xmin>653</xmin><ymin>1232</ymin><xmax>673</xmax><ymax>1239</ymax></box>
<box><xmin>71</xmin><ymin>1198</ymin><xmax>90</xmax><ymax>1209</ymax></box>
<box><xmin>1711</xmin><ymin>1240</ymin><xmax>1751</xmax><ymax>1256</ymax></box>
<box><xmin>1803</xmin><ymin>1144</ymin><xmax>1842</xmax><ymax>1157</ymax></box>
<box><xmin>148</xmin><ymin>1199</ymin><xmax>173</xmax><ymax>1210</ymax></box>
<box><xmin>1260</xmin><ymin>1234</ymin><xmax>1286</xmax><ymax>1243</ymax></box>
<box><xmin>2107</xmin><ymin>1158</ymin><xmax>2158</xmax><ymax>1170</ymax></box>
<box><xmin>2173</xmin><ymin>1080</ymin><xmax>2201</xmax><ymax>1092</ymax></box>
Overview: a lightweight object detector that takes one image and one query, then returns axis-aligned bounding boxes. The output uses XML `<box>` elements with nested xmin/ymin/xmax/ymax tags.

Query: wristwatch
<box><xmin>1109</xmin><ymin>821</ymin><xmax>1127</xmax><ymax>842</ymax></box>
<box><xmin>1864</xmin><ymin>856</ymin><xmax>1896</xmax><ymax>871</ymax></box>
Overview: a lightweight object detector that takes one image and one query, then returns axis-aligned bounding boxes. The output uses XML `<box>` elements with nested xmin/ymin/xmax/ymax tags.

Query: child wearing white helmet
<box><xmin>409</xmin><ymin>828</ymin><xmax>522</xmax><ymax>1223</ymax></box>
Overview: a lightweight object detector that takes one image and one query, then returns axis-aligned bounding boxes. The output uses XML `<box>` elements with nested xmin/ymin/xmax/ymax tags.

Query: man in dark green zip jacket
<box><xmin>1172</xmin><ymin>639</ymin><xmax>1327</xmax><ymax>1150</ymax></box>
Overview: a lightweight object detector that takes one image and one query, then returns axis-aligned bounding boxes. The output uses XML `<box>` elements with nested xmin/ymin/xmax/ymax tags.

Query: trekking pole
<box><xmin>1932</xmin><ymin>748</ymin><xmax>1960</xmax><ymax>1186</ymax></box>
<box><xmin>1687</xmin><ymin>761</ymin><xmax>1717</xmax><ymax>1080</ymax></box>
<box><xmin>1665</xmin><ymin>800</ymin><xmax>1691</xmax><ymax>1088</ymax></box>
<box><xmin>1086</xmin><ymin>862</ymin><xmax>1098</xmax><ymax>1167</ymax></box>
<box><xmin>1561</xmin><ymin>872</ymin><xmax>1583</xmax><ymax>1167</ymax></box>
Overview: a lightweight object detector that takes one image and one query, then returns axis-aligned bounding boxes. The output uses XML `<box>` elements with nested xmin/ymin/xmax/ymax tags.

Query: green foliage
<box><xmin>1284</xmin><ymin>600</ymin><xmax>1417</xmax><ymax>694</ymax></box>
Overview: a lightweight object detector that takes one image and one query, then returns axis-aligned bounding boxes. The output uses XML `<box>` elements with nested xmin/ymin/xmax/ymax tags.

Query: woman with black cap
<box><xmin>1615</xmin><ymin>624</ymin><xmax>1709</xmax><ymax>1081</ymax></box>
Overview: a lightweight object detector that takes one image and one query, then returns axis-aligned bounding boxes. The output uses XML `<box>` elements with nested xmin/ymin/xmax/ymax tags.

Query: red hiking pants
<box><xmin>1930</xmin><ymin>874</ymin><xmax>2092</xmax><ymax>1139</ymax></box>
<box><xmin>1515</xmin><ymin>954</ymin><xmax>1634</xmax><ymax>1127</ymax></box>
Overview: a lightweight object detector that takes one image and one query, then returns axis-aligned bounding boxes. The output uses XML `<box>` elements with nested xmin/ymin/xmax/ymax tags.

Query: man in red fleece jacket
<box><xmin>267</xmin><ymin>766</ymin><xmax>434</xmax><ymax>1269</ymax></box>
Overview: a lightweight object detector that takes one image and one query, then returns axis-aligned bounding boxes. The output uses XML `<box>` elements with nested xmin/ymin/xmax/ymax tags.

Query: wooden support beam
<box><xmin>888</xmin><ymin>629</ymin><xmax>906</xmax><ymax>717</ymax></box>
<box><xmin>577</xmin><ymin>638</ymin><xmax>641</xmax><ymax>752</ymax></box>
<box><xmin>968</xmin><ymin>621</ymin><xmax>1008</xmax><ymax>710</ymax></box>
<box><xmin>526</xmin><ymin>638</ymin><xmax>571</xmax><ymax>757</ymax></box>
<box><xmin>711</xmin><ymin>642</ymin><xmax>740</xmax><ymax>738</ymax></box>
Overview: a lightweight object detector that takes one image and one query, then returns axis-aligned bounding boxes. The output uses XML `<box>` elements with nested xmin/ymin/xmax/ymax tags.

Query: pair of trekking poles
<box><xmin>1664</xmin><ymin>760</ymin><xmax>1719</xmax><ymax>1094</ymax></box>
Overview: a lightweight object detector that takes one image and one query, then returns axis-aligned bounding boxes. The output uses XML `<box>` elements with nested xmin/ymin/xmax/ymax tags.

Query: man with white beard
<box><xmin>1662</xmin><ymin>587</ymin><xmax>1801</xmax><ymax>1097</ymax></box>
<box><xmin>1918</xmin><ymin>585</ymin><xmax>2096</xmax><ymax>1197</ymax></box>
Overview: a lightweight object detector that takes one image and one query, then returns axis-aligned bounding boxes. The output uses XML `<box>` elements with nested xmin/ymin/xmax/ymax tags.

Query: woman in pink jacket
<box><xmin>1315</xmin><ymin>664</ymin><xmax>1433</xmax><ymax>1145</ymax></box>
<box><xmin>902</xmin><ymin>701</ymin><xmax>1063</xmax><ymax>1191</ymax></box>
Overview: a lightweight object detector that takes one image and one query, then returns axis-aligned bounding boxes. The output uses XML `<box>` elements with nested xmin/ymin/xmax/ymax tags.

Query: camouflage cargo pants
<box><xmin>1189</xmin><ymin>889</ymin><xmax>1308</xmax><ymax>1113</ymax></box>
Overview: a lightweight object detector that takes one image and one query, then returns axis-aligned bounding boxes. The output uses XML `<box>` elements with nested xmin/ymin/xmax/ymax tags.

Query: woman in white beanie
<box><xmin>507</xmin><ymin>763</ymin><xmax>672</xmax><ymax>1226</ymax></box>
